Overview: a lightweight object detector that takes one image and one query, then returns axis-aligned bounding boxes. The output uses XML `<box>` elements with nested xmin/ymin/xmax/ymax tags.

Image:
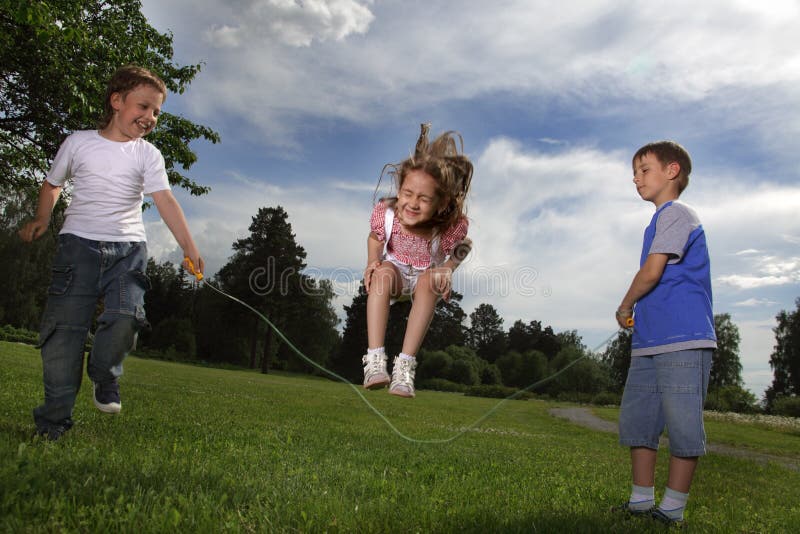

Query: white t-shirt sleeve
<box><xmin>141</xmin><ymin>141</ymin><xmax>170</xmax><ymax>195</ymax></box>
<box><xmin>46</xmin><ymin>134</ymin><xmax>77</xmax><ymax>187</ymax></box>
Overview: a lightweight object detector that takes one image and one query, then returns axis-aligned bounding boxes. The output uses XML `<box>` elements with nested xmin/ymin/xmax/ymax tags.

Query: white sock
<box><xmin>629</xmin><ymin>484</ymin><xmax>655</xmax><ymax>511</ymax></box>
<box><xmin>659</xmin><ymin>487</ymin><xmax>688</xmax><ymax>519</ymax></box>
<box><xmin>398</xmin><ymin>352</ymin><xmax>415</xmax><ymax>361</ymax></box>
<box><xmin>367</xmin><ymin>347</ymin><xmax>385</xmax><ymax>356</ymax></box>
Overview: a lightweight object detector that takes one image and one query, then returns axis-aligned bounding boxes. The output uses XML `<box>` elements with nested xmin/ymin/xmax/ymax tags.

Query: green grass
<box><xmin>2</xmin><ymin>341</ymin><xmax>799</xmax><ymax>533</ymax></box>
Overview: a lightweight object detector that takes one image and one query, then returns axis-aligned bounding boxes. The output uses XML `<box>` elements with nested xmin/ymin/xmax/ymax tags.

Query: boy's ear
<box><xmin>109</xmin><ymin>91</ymin><xmax>124</xmax><ymax>111</ymax></box>
<box><xmin>666</xmin><ymin>161</ymin><xmax>680</xmax><ymax>179</ymax></box>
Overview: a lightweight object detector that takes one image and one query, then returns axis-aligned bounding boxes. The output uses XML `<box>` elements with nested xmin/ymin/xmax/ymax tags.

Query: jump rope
<box><xmin>184</xmin><ymin>257</ymin><xmax>631</xmax><ymax>444</ymax></box>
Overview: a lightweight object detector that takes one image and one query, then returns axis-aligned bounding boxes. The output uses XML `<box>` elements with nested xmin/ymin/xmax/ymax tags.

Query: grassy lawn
<box><xmin>2</xmin><ymin>341</ymin><xmax>799</xmax><ymax>533</ymax></box>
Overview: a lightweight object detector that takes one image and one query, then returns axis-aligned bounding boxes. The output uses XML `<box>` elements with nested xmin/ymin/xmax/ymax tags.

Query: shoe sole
<box><xmin>364</xmin><ymin>375</ymin><xmax>390</xmax><ymax>389</ymax></box>
<box><xmin>388</xmin><ymin>387</ymin><xmax>414</xmax><ymax>398</ymax></box>
<box><xmin>93</xmin><ymin>399</ymin><xmax>121</xmax><ymax>414</ymax></box>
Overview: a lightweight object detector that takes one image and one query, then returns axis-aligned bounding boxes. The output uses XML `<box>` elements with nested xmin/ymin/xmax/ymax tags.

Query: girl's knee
<box><xmin>372</xmin><ymin>264</ymin><xmax>398</xmax><ymax>289</ymax></box>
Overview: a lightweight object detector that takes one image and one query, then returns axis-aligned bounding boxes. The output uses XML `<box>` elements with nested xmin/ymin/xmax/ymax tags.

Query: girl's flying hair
<box><xmin>377</xmin><ymin>123</ymin><xmax>473</xmax><ymax>230</ymax></box>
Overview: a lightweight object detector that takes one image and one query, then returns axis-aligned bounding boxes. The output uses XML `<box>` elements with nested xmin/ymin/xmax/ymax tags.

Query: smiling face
<box><xmin>102</xmin><ymin>84</ymin><xmax>164</xmax><ymax>142</ymax></box>
<box><xmin>395</xmin><ymin>169</ymin><xmax>442</xmax><ymax>228</ymax></box>
<box><xmin>632</xmin><ymin>152</ymin><xmax>680</xmax><ymax>207</ymax></box>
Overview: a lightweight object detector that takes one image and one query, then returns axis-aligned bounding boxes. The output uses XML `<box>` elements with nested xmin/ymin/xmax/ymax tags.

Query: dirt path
<box><xmin>549</xmin><ymin>407</ymin><xmax>799</xmax><ymax>472</ymax></box>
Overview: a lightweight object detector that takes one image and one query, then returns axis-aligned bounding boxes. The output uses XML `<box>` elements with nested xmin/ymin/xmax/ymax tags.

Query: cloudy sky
<box><xmin>139</xmin><ymin>0</ymin><xmax>800</xmax><ymax>399</ymax></box>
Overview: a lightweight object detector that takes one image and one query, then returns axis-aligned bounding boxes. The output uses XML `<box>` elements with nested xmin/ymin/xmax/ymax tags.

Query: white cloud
<box><xmin>205</xmin><ymin>0</ymin><xmax>374</xmax><ymax>48</ymax></box>
<box><xmin>142</xmin><ymin>1</ymin><xmax>800</xmax><ymax>150</ymax></box>
<box><xmin>733</xmin><ymin>298</ymin><xmax>777</xmax><ymax>307</ymax></box>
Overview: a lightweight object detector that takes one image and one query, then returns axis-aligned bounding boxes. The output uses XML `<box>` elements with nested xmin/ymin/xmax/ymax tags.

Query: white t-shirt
<box><xmin>46</xmin><ymin>130</ymin><xmax>171</xmax><ymax>242</ymax></box>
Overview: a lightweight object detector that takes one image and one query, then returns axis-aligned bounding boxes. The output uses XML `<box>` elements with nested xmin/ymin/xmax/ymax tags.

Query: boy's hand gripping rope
<box><xmin>184</xmin><ymin>257</ymin><xmax>626</xmax><ymax>444</ymax></box>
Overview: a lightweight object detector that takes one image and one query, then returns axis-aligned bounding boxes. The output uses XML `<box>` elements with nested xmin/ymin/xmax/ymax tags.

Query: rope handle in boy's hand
<box><xmin>616</xmin><ymin>308</ymin><xmax>634</xmax><ymax>328</ymax></box>
<box><xmin>184</xmin><ymin>256</ymin><xmax>204</xmax><ymax>281</ymax></box>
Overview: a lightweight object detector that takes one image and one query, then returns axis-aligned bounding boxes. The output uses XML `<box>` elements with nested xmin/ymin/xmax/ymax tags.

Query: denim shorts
<box><xmin>619</xmin><ymin>349</ymin><xmax>713</xmax><ymax>457</ymax></box>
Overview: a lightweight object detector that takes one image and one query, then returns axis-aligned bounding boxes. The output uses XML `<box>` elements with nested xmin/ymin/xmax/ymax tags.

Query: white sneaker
<box><xmin>362</xmin><ymin>352</ymin><xmax>390</xmax><ymax>389</ymax></box>
<box><xmin>389</xmin><ymin>356</ymin><xmax>416</xmax><ymax>398</ymax></box>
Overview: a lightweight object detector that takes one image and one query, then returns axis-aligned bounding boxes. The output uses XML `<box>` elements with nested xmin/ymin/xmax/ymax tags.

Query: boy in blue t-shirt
<box><xmin>613</xmin><ymin>141</ymin><xmax>717</xmax><ymax>526</ymax></box>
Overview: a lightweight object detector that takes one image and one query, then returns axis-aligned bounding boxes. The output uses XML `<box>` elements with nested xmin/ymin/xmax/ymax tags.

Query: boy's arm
<box><xmin>616</xmin><ymin>253</ymin><xmax>669</xmax><ymax>328</ymax></box>
<box><xmin>19</xmin><ymin>181</ymin><xmax>62</xmax><ymax>242</ymax></box>
<box><xmin>151</xmin><ymin>189</ymin><xmax>204</xmax><ymax>276</ymax></box>
<box><xmin>364</xmin><ymin>232</ymin><xmax>384</xmax><ymax>292</ymax></box>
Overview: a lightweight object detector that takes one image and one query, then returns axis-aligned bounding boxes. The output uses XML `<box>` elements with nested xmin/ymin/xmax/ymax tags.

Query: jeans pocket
<box><xmin>48</xmin><ymin>265</ymin><xmax>73</xmax><ymax>296</ymax></box>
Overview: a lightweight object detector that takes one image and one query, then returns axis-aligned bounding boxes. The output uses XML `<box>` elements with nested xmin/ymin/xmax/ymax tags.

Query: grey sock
<box><xmin>658</xmin><ymin>487</ymin><xmax>688</xmax><ymax>520</ymax></box>
<box><xmin>629</xmin><ymin>484</ymin><xmax>655</xmax><ymax>511</ymax></box>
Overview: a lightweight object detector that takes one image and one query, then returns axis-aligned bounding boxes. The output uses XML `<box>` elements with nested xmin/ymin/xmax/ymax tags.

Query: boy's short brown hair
<box><xmin>632</xmin><ymin>141</ymin><xmax>692</xmax><ymax>194</ymax></box>
<box><xmin>99</xmin><ymin>65</ymin><xmax>167</xmax><ymax>129</ymax></box>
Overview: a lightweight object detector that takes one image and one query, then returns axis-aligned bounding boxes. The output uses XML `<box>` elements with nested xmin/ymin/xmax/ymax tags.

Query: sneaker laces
<box><xmin>362</xmin><ymin>352</ymin><xmax>386</xmax><ymax>377</ymax></box>
<box><xmin>392</xmin><ymin>357</ymin><xmax>416</xmax><ymax>385</ymax></box>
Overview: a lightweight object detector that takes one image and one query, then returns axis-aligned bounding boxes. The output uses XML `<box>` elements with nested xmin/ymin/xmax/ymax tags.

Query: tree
<box><xmin>766</xmin><ymin>297</ymin><xmax>800</xmax><ymax>406</ymax></box>
<box><xmin>710</xmin><ymin>313</ymin><xmax>743</xmax><ymax>389</ymax></box>
<box><xmin>505</xmin><ymin>319</ymin><xmax>561</xmax><ymax>360</ymax></box>
<box><xmin>422</xmin><ymin>291</ymin><xmax>467</xmax><ymax>351</ymax></box>
<box><xmin>1</xmin><ymin>0</ymin><xmax>219</xmax><ymax>198</ymax></box>
<box><xmin>468</xmin><ymin>303</ymin><xmax>507</xmax><ymax>362</ymax></box>
<box><xmin>600</xmin><ymin>329</ymin><xmax>632</xmax><ymax>393</ymax></box>
<box><xmin>0</xmin><ymin>196</ymin><xmax>55</xmax><ymax>329</ymax></box>
<box><xmin>216</xmin><ymin>206</ymin><xmax>307</xmax><ymax>373</ymax></box>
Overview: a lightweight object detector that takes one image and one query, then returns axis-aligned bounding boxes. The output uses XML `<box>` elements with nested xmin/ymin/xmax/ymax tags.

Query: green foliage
<box><xmin>591</xmin><ymin>391</ymin><xmax>621</xmax><ymax>406</ymax></box>
<box><xmin>417</xmin><ymin>349</ymin><xmax>452</xmax><ymax>381</ymax></box>
<box><xmin>468</xmin><ymin>303</ymin><xmax>507</xmax><ymax>362</ymax></box>
<box><xmin>0</xmin><ymin>196</ymin><xmax>56</xmax><ymax>330</ymax></box>
<box><xmin>712</xmin><ymin>313</ymin><xmax>743</xmax><ymax>388</ymax></box>
<box><xmin>0</xmin><ymin>324</ymin><xmax>38</xmax><ymax>344</ymax></box>
<box><xmin>416</xmin><ymin>378</ymin><xmax>467</xmax><ymax>393</ymax></box>
<box><xmin>0</xmin><ymin>0</ymin><xmax>219</xmax><ymax>195</ymax></box>
<box><xmin>766</xmin><ymin>297</ymin><xmax>800</xmax><ymax>407</ymax></box>
<box><xmin>463</xmin><ymin>384</ymin><xmax>535</xmax><ymax>400</ymax></box>
<box><xmin>496</xmin><ymin>350</ymin><xmax>548</xmax><ymax>389</ymax></box>
<box><xmin>547</xmin><ymin>348</ymin><xmax>611</xmax><ymax>396</ymax></box>
<box><xmin>600</xmin><ymin>329</ymin><xmax>631</xmax><ymax>393</ymax></box>
<box><xmin>771</xmin><ymin>396</ymin><xmax>800</xmax><ymax>418</ymax></box>
<box><xmin>149</xmin><ymin>317</ymin><xmax>196</xmax><ymax>359</ymax></box>
<box><xmin>480</xmin><ymin>363</ymin><xmax>502</xmax><ymax>385</ymax></box>
<box><xmin>705</xmin><ymin>385</ymin><xmax>759</xmax><ymax>414</ymax></box>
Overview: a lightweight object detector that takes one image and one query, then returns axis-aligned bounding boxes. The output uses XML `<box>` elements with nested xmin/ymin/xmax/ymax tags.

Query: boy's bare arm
<box><xmin>151</xmin><ymin>189</ymin><xmax>204</xmax><ymax>275</ymax></box>
<box><xmin>19</xmin><ymin>181</ymin><xmax>62</xmax><ymax>242</ymax></box>
<box><xmin>617</xmin><ymin>253</ymin><xmax>669</xmax><ymax>327</ymax></box>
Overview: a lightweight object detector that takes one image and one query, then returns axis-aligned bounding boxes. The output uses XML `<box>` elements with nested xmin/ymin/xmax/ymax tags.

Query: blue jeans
<box><xmin>33</xmin><ymin>234</ymin><xmax>149</xmax><ymax>433</ymax></box>
<box><xmin>619</xmin><ymin>349</ymin><xmax>713</xmax><ymax>457</ymax></box>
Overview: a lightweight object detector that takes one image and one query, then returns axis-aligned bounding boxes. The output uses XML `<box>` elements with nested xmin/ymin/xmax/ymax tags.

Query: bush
<box><xmin>591</xmin><ymin>391</ymin><xmax>621</xmax><ymax>406</ymax></box>
<box><xmin>480</xmin><ymin>364</ymin><xmax>502</xmax><ymax>385</ymax></box>
<box><xmin>771</xmin><ymin>396</ymin><xmax>800</xmax><ymax>418</ymax></box>
<box><xmin>555</xmin><ymin>391</ymin><xmax>594</xmax><ymax>404</ymax></box>
<box><xmin>449</xmin><ymin>359</ymin><xmax>479</xmax><ymax>386</ymax></box>
<box><xmin>0</xmin><ymin>324</ymin><xmax>38</xmax><ymax>344</ymax></box>
<box><xmin>705</xmin><ymin>385</ymin><xmax>759</xmax><ymax>414</ymax></box>
<box><xmin>464</xmin><ymin>384</ymin><xmax>534</xmax><ymax>400</ymax></box>
<box><xmin>416</xmin><ymin>350</ymin><xmax>452</xmax><ymax>381</ymax></box>
<box><xmin>417</xmin><ymin>378</ymin><xmax>467</xmax><ymax>393</ymax></box>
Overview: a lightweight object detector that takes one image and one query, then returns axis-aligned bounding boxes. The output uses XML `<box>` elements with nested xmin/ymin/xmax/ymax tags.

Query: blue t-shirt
<box><xmin>632</xmin><ymin>201</ymin><xmax>718</xmax><ymax>356</ymax></box>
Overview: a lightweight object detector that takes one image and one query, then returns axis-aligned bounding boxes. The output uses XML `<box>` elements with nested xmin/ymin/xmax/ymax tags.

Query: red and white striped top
<box><xmin>370</xmin><ymin>200</ymin><xmax>468</xmax><ymax>269</ymax></box>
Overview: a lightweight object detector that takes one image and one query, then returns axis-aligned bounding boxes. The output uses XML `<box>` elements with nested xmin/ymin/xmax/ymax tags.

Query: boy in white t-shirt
<box><xmin>19</xmin><ymin>65</ymin><xmax>205</xmax><ymax>440</ymax></box>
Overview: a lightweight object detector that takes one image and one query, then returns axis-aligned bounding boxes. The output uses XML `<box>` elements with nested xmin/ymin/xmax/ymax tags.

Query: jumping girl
<box><xmin>362</xmin><ymin>123</ymin><xmax>473</xmax><ymax>398</ymax></box>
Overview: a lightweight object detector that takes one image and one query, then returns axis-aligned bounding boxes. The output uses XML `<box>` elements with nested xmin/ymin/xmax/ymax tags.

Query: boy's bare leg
<box><xmin>666</xmin><ymin>455</ymin><xmax>698</xmax><ymax>493</ymax></box>
<box><xmin>401</xmin><ymin>270</ymin><xmax>438</xmax><ymax>355</ymax></box>
<box><xmin>366</xmin><ymin>263</ymin><xmax>400</xmax><ymax>349</ymax></box>
<box><xmin>631</xmin><ymin>447</ymin><xmax>658</xmax><ymax>487</ymax></box>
